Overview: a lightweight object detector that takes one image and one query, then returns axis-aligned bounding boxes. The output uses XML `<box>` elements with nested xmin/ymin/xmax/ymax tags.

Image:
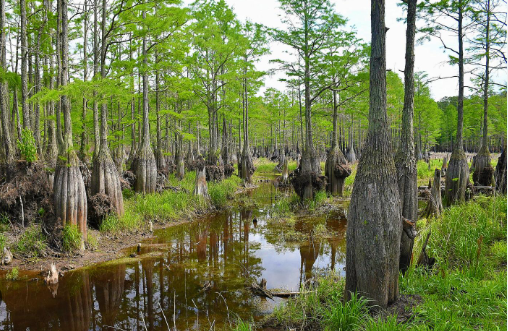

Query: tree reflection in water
<box><xmin>0</xmin><ymin>185</ymin><xmax>347</xmax><ymax>330</ymax></box>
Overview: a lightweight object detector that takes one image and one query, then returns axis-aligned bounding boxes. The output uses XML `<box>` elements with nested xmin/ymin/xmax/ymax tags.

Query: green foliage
<box><xmin>101</xmin><ymin>171</ymin><xmax>240</xmax><ymax>233</ymax></box>
<box><xmin>0</xmin><ymin>233</ymin><xmax>6</xmax><ymax>252</ymax></box>
<box><xmin>363</xmin><ymin>315</ymin><xmax>405</xmax><ymax>331</ymax></box>
<box><xmin>62</xmin><ymin>225</ymin><xmax>82</xmax><ymax>252</ymax></box>
<box><xmin>16</xmin><ymin>225</ymin><xmax>47</xmax><ymax>258</ymax></box>
<box><xmin>322</xmin><ymin>292</ymin><xmax>369</xmax><ymax>331</ymax></box>
<box><xmin>17</xmin><ymin>128</ymin><xmax>37</xmax><ymax>163</ymax></box>
<box><xmin>209</xmin><ymin>176</ymin><xmax>242</xmax><ymax>208</ymax></box>
<box><xmin>232</xmin><ymin>319</ymin><xmax>254</xmax><ymax>331</ymax></box>
<box><xmin>6</xmin><ymin>267</ymin><xmax>19</xmax><ymax>281</ymax></box>
<box><xmin>270</xmin><ymin>273</ymin><xmax>352</xmax><ymax>330</ymax></box>
<box><xmin>425</xmin><ymin>195</ymin><xmax>506</xmax><ymax>272</ymax></box>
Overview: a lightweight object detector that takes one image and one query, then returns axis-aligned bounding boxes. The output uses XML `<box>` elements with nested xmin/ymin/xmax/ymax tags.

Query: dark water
<box><xmin>0</xmin><ymin>182</ymin><xmax>347</xmax><ymax>330</ymax></box>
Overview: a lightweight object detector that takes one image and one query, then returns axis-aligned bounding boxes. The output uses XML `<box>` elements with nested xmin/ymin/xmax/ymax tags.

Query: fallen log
<box><xmin>249</xmin><ymin>278</ymin><xmax>273</xmax><ymax>299</ymax></box>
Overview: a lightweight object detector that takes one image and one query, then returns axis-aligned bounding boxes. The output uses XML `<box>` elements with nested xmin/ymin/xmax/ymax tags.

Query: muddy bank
<box><xmin>0</xmin><ymin>218</ymin><xmax>191</xmax><ymax>273</ymax></box>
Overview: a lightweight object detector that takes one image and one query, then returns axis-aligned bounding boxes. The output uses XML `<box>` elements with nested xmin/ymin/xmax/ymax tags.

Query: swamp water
<box><xmin>0</xmin><ymin>181</ymin><xmax>347</xmax><ymax>330</ymax></box>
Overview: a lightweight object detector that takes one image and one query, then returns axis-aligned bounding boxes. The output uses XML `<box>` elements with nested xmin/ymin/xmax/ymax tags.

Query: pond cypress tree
<box><xmin>346</xmin><ymin>0</ymin><xmax>402</xmax><ymax>308</ymax></box>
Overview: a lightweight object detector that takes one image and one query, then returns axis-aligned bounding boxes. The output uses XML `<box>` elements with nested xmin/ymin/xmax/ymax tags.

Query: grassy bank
<box><xmin>253</xmin><ymin>195</ymin><xmax>507</xmax><ymax>330</ymax></box>
<box><xmin>2</xmin><ymin>171</ymin><xmax>241</xmax><ymax>262</ymax></box>
<box><xmin>101</xmin><ymin>171</ymin><xmax>241</xmax><ymax>233</ymax></box>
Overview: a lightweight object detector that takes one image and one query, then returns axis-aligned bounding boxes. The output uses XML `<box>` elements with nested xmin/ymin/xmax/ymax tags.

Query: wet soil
<box><xmin>0</xmin><ymin>219</ymin><xmax>189</xmax><ymax>273</ymax></box>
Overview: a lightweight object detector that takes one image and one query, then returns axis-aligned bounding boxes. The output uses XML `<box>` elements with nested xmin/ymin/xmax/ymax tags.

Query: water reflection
<box><xmin>0</xmin><ymin>184</ymin><xmax>347</xmax><ymax>330</ymax></box>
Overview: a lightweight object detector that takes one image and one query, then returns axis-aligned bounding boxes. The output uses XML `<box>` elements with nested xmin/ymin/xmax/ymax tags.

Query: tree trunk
<box><xmin>473</xmin><ymin>0</ymin><xmax>492</xmax><ymax>186</ymax></box>
<box><xmin>20</xmin><ymin>0</ymin><xmax>31</xmax><ymax>130</ymax></box>
<box><xmin>346</xmin><ymin>0</ymin><xmax>401</xmax><ymax>308</ymax></box>
<box><xmin>132</xmin><ymin>11</ymin><xmax>157</xmax><ymax>193</ymax></box>
<box><xmin>424</xmin><ymin>168</ymin><xmax>443</xmax><ymax>218</ymax></box>
<box><xmin>194</xmin><ymin>167</ymin><xmax>209</xmax><ymax>198</ymax></box>
<box><xmin>79</xmin><ymin>1</ymin><xmax>89</xmax><ymax>163</ymax></box>
<box><xmin>155</xmin><ymin>49</ymin><xmax>166</xmax><ymax>171</ymax></box>
<box><xmin>0</xmin><ymin>0</ymin><xmax>14</xmax><ymax>167</ymax></box>
<box><xmin>53</xmin><ymin>0</ymin><xmax>87</xmax><ymax>250</ymax></box>
<box><xmin>495</xmin><ymin>147</ymin><xmax>506</xmax><ymax>194</ymax></box>
<box><xmin>325</xmin><ymin>90</ymin><xmax>350</xmax><ymax>196</ymax></box>
<box><xmin>90</xmin><ymin>0</ymin><xmax>124</xmax><ymax>218</ymax></box>
<box><xmin>445</xmin><ymin>0</ymin><xmax>469</xmax><ymax>205</ymax></box>
<box><xmin>395</xmin><ymin>0</ymin><xmax>418</xmax><ymax>274</ymax></box>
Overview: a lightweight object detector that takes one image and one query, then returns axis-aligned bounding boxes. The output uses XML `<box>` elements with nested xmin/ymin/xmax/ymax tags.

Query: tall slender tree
<box><xmin>396</xmin><ymin>0</ymin><xmax>418</xmax><ymax>273</ymax></box>
<box><xmin>53</xmin><ymin>0</ymin><xmax>87</xmax><ymax>249</ymax></box>
<box><xmin>420</xmin><ymin>0</ymin><xmax>473</xmax><ymax>204</ymax></box>
<box><xmin>471</xmin><ymin>0</ymin><xmax>506</xmax><ymax>186</ymax></box>
<box><xmin>91</xmin><ymin>0</ymin><xmax>124</xmax><ymax>216</ymax></box>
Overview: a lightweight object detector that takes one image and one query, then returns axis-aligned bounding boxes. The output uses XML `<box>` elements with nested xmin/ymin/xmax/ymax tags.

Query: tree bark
<box><xmin>445</xmin><ymin>0</ymin><xmax>469</xmax><ymax>205</ymax></box>
<box><xmin>20</xmin><ymin>0</ymin><xmax>31</xmax><ymax>130</ymax></box>
<box><xmin>424</xmin><ymin>168</ymin><xmax>443</xmax><ymax>218</ymax></box>
<box><xmin>91</xmin><ymin>0</ymin><xmax>124</xmax><ymax>218</ymax></box>
<box><xmin>0</xmin><ymin>0</ymin><xmax>14</xmax><ymax>167</ymax></box>
<box><xmin>473</xmin><ymin>0</ymin><xmax>492</xmax><ymax>186</ymax></box>
<box><xmin>325</xmin><ymin>90</ymin><xmax>350</xmax><ymax>196</ymax></box>
<box><xmin>53</xmin><ymin>0</ymin><xmax>87</xmax><ymax>250</ymax></box>
<box><xmin>346</xmin><ymin>0</ymin><xmax>401</xmax><ymax>308</ymax></box>
<box><xmin>395</xmin><ymin>0</ymin><xmax>418</xmax><ymax>274</ymax></box>
<box><xmin>132</xmin><ymin>10</ymin><xmax>157</xmax><ymax>193</ymax></box>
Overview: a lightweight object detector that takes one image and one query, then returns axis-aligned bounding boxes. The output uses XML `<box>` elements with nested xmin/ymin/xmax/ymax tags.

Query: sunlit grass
<box><xmin>267</xmin><ymin>195</ymin><xmax>507</xmax><ymax>330</ymax></box>
<box><xmin>101</xmin><ymin>171</ymin><xmax>241</xmax><ymax>233</ymax></box>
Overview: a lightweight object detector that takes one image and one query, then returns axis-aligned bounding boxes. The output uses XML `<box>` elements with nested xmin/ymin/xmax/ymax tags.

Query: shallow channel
<box><xmin>0</xmin><ymin>181</ymin><xmax>348</xmax><ymax>330</ymax></box>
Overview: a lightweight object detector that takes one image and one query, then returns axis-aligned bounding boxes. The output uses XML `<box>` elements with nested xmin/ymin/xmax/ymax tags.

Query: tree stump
<box><xmin>495</xmin><ymin>148</ymin><xmax>506</xmax><ymax>194</ymax></box>
<box><xmin>424</xmin><ymin>168</ymin><xmax>443</xmax><ymax>218</ymax></box>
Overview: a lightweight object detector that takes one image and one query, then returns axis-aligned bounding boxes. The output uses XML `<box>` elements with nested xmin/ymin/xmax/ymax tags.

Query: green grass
<box><xmin>15</xmin><ymin>225</ymin><xmax>47</xmax><ymax>258</ymax></box>
<box><xmin>0</xmin><ymin>233</ymin><xmax>5</xmax><ymax>252</ymax></box>
<box><xmin>100</xmin><ymin>171</ymin><xmax>241</xmax><ymax>233</ymax></box>
<box><xmin>265</xmin><ymin>195</ymin><xmax>507</xmax><ymax>330</ymax></box>
<box><xmin>62</xmin><ymin>225</ymin><xmax>82</xmax><ymax>252</ymax></box>
<box><xmin>232</xmin><ymin>319</ymin><xmax>254</xmax><ymax>331</ymax></box>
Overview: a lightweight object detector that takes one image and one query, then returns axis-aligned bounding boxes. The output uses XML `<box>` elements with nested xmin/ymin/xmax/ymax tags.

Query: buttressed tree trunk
<box><xmin>132</xmin><ymin>11</ymin><xmax>157</xmax><ymax>193</ymax></box>
<box><xmin>91</xmin><ymin>0</ymin><xmax>124</xmax><ymax>218</ymax></box>
<box><xmin>325</xmin><ymin>90</ymin><xmax>350</xmax><ymax>197</ymax></box>
<box><xmin>444</xmin><ymin>0</ymin><xmax>469</xmax><ymax>205</ymax></box>
<box><xmin>395</xmin><ymin>0</ymin><xmax>418</xmax><ymax>274</ymax></box>
<box><xmin>53</xmin><ymin>0</ymin><xmax>87</xmax><ymax>249</ymax></box>
<box><xmin>473</xmin><ymin>0</ymin><xmax>493</xmax><ymax>187</ymax></box>
<box><xmin>346</xmin><ymin>0</ymin><xmax>402</xmax><ymax>308</ymax></box>
<box><xmin>240</xmin><ymin>73</ymin><xmax>254</xmax><ymax>184</ymax></box>
<box><xmin>194</xmin><ymin>167</ymin><xmax>209</xmax><ymax>198</ymax></box>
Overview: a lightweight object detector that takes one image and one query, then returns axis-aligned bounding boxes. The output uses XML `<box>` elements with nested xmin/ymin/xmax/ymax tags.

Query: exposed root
<box><xmin>88</xmin><ymin>193</ymin><xmax>114</xmax><ymax>229</ymax></box>
<box><xmin>0</xmin><ymin>161</ymin><xmax>54</xmax><ymax>226</ymax></box>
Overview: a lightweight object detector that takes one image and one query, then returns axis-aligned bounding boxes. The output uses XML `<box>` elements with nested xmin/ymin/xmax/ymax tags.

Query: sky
<box><xmin>212</xmin><ymin>0</ymin><xmax>505</xmax><ymax>101</ymax></box>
